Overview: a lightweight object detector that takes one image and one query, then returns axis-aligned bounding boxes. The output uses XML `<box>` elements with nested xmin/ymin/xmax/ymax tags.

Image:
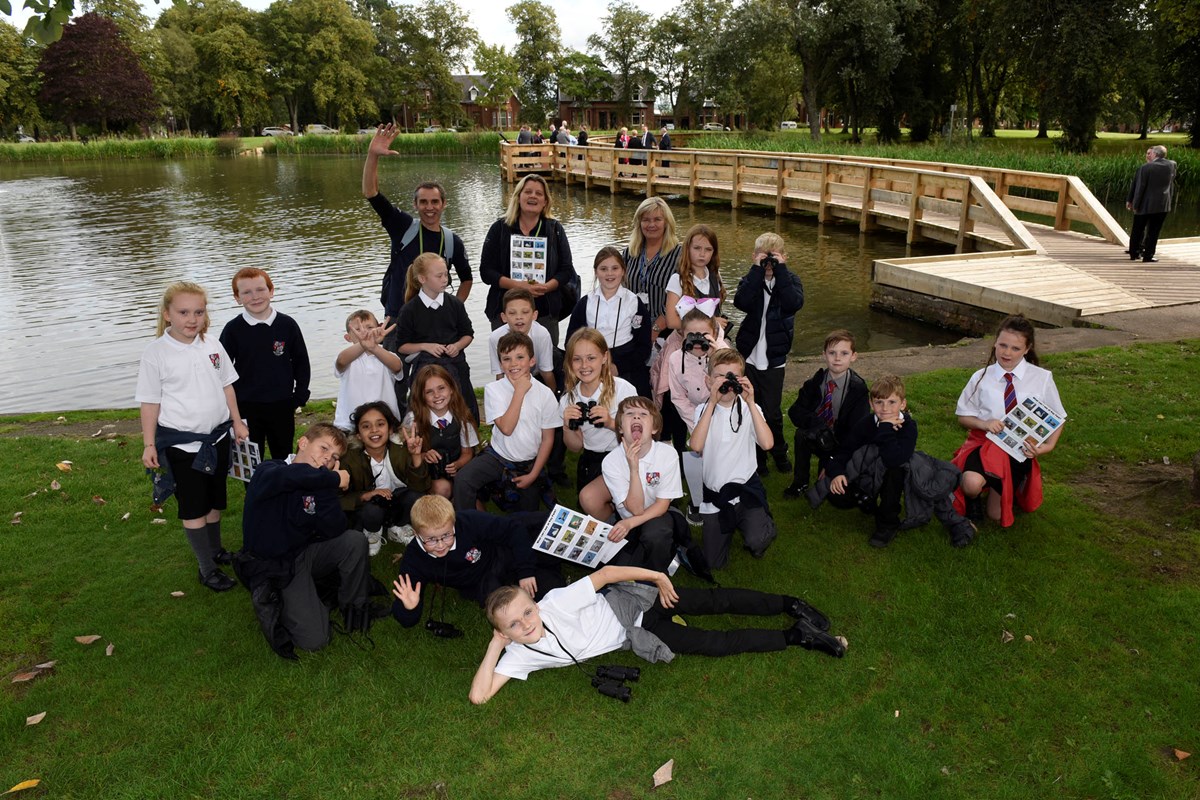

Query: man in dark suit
<box><xmin>639</xmin><ymin>124</ymin><xmax>656</xmax><ymax>151</ymax></box>
<box><xmin>659</xmin><ymin>126</ymin><xmax>672</xmax><ymax>168</ymax></box>
<box><xmin>1126</xmin><ymin>145</ymin><xmax>1177</xmax><ymax>263</ymax></box>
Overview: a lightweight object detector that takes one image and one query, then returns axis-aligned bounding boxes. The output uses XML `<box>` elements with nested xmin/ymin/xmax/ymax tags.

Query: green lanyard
<box><xmin>419</xmin><ymin>226</ymin><xmax>445</xmax><ymax>258</ymax></box>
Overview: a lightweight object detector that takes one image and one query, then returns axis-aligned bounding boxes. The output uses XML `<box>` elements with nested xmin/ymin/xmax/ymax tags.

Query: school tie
<box><xmin>1003</xmin><ymin>372</ymin><xmax>1017</xmax><ymax>413</ymax></box>
<box><xmin>436</xmin><ymin>418</ymin><xmax>448</xmax><ymax>429</ymax></box>
<box><xmin>818</xmin><ymin>380</ymin><xmax>835</xmax><ymax>426</ymax></box>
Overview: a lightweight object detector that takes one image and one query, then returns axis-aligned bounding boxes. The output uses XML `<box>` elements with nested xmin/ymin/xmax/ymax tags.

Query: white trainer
<box><xmin>364</xmin><ymin>528</ymin><xmax>383</xmax><ymax>557</ymax></box>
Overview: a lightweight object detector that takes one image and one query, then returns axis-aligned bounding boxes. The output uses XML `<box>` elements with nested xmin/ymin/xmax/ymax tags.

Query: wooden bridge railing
<box><xmin>500</xmin><ymin>142</ymin><xmax>1127</xmax><ymax>252</ymax></box>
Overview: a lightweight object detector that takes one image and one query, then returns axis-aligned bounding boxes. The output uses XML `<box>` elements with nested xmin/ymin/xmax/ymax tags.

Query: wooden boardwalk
<box><xmin>501</xmin><ymin>142</ymin><xmax>1199</xmax><ymax>328</ymax></box>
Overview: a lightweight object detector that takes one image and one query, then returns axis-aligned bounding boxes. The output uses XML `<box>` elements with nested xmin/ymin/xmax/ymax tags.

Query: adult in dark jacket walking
<box><xmin>1126</xmin><ymin>145</ymin><xmax>1177</xmax><ymax>263</ymax></box>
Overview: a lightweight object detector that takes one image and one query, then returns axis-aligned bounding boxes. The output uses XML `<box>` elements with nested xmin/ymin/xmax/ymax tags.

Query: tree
<box><xmin>708</xmin><ymin>0</ymin><xmax>801</xmax><ymax>129</ymax></box>
<box><xmin>1156</xmin><ymin>0</ymin><xmax>1200</xmax><ymax>147</ymax></box>
<box><xmin>473</xmin><ymin>42</ymin><xmax>519</xmax><ymax>120</ymax></box>
<box><xmin>0</xmin><ymin>21</ymin><xmax>44</xmax><ymax>135</ymax></box>
<box><xmin>507</xmin><ymin>1</ymin><xmax>560</xmax><ymax>124</ymax></box>
<box><xmin>557</xmin><ymin>49</ymin><xmax>608</xmax><ymax>119</ymax></box>
<box><xmin>260</xmin><ymin>0</ymin><xmax>377</xmax><ymax>132</ymax></box>
<box><xmin>37</xmin><ymin>11</ymin><xmax>155</xmax><ymax>136</ymax></box>
<box><xmin>153</xmin><ymin>24</ymin><xmax>198</xmax><ymax>132</ymax></box>
<box><xmin>587</xmin><ymin>1</ymin><xmax>651</xmax><ymax>124</ymax></box>
<box><xmin>822</xmin><ymin>0</ymin><xmax>905</xmax><ymax>142</ymax></box>
<box><xmin>780</xmin><ymin>0</ymin><xmax>838</xmax><ymax>140</ymax></box>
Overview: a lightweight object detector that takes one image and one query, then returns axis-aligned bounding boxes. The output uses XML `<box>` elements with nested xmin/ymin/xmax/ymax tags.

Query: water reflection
<box><xmin>0</xmin><ymin>155</ymin><xmax>964</xmax><ymax>414</ymax></box>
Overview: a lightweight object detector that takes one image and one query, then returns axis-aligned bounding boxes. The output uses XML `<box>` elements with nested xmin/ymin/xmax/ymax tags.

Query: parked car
<box><xmin>261</xmin><ymin>126</ymin><xmax>294</xmax><ymax>137</ymax></box>
<box><xmin>780</xmin><ymin>121</ymin><xmax>798</xmax><ymax>130</ymax></box>
<box><xmin>304</xmin><ymin>124</ymin><xmax>339</xmax><ymax>135</ymax></box>
<box><xmin>422</xmin><ymin>125</ymin><xmax>457</xmax><ymax>133</ymax></box>
<box><xmin>663</xmin><ymin>123</ymin><xmax>676</xmax><ymax>130</ymax></box>
<box><xmin>702</xmin><ymin>123</ymin><xmax>728</xmax><ymax>131</ymax></box>
<box><xmin>356</xmin><ymin>127</ymin><xmax>377</xmax><ymax>135</ymax></box>
<box><xmin>16</xmin><ymin>134</ymin><xmax>35</xmax><ymax>143</ymax></box>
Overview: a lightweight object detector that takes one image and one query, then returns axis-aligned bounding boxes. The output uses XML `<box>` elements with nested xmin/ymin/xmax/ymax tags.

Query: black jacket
<box><xmin>480</xmin><ymin>216</ymin><xmax>576</xmax><ymax>322</ymax></box>
<box><xmin>788</xmin><ymin>367</ymin><xmax>870</xmax><ymax>443</ymax></box>
<box><xmin>828</xmin><ymin>413</ymin><xmax>918</xmax><ymax>479</ymax></box>
<box><xmin>242</xmin><ymin>460</ymin><xmax>347</xmax><ymax>561</ymax></box>
<box><xmin>733</xmin><ymin>262</ymin><xmax>804</xmax><ymax>367</ymax></box>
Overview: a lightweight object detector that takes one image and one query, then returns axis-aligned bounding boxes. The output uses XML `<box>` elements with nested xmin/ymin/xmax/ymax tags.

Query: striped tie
<box><xmin>1003</xmin><ymin>372</ymin><xmax>1017</xmax><ymax>413</ymax></box>
<box><xmin>436</xmin><ymin>418</ymin><xmax>448</xmax><ymax>429</ymax></box>
<box><xmin>818</xmin><ymin>380</ymin><xmax>835</xmax><ymax>426</ymax></box>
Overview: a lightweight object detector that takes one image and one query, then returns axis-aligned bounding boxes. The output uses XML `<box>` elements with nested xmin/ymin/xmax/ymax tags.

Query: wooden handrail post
<box><xmin>859</xmin><ymin>165</ymin><xmax>875</xmax><ymax>233</ymax></box>
<box><xmin>955</xmin><ymin>177</ymin><xmax>974</xmax><ymax>253</ymax></box>
<box><xmin>731</xmin><ymin>154</ymin><xmax>741</xmax><ymax>209</ymax></box>
<box><xmin>689</xmin><ymin>152</ymin><xmax>698</xmax><ymax>204</ymax></box>
<box><xmin>818</xmin><ymin>161</ymin><xmax>830</xmax><ymax>223</ymax></box>
<box><xmin>906</xmin><ymin>172</ymin><xmax>923</xmax><ymax>244</ymax></box>
<box><xmin>1053</xmin><ymin>177</ymin><xmax>1070</xmax><ymax>231</ymax></box>
<box><xmin>646</xmin><ymin>152</ymin><xmax>656</xmax><ymax>197</ymax></box>
<box><xmin>775</xmin><ymin>158</ymin><xmax>786</xmax><ymax>214</ymax></box>
<box><xmin>612</xmin><ymin>148</ymin><xmax>618</xmax><ymax>189</ymax></box>
<box><xmin>584</xmin><ymin>146</ymin><xmax>592</xmax><ymax>189</ymax></box>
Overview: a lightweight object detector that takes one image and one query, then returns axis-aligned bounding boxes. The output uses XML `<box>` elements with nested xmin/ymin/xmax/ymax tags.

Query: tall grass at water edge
<box><xmin>693</xmin><ymin>132</ymin><xmax>1196</xmax><ymax>203</ymax></box>
<box><xmin>266</xmin><ymin>130</ymin><xmax>503</xmax><ymax>156</ymax></box>
<box><xmin>0</xmin><ymin>137</ymin><xmax>220</xmax><ymax>162</ymax></box>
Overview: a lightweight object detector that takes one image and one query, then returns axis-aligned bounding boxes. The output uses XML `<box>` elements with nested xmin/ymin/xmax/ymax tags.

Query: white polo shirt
<box><xmin>583</xmin><ymin>286</ymin><xmax>642</xmax><ymax>349</ymax></box>
<box><xmin>694</xmin><ymin>398</ymin><xmax>763</xmax><ymax>513</ymax></box>
<box><xmin>601</xmin><ymin>440</ymin><xmax>684</xmax><ymax>519</ymax></box>
<box><xmin>135</xmin><ymin>332</ymin><xmax>239</xmax><ymax>452</ymax></box>
<box><xmin>955</xmin><ymin>359</ymin><xmax>1065</xmax><ymax>421</ymax></box>
<box><xmin>489</xmin><ymin>322</ymin><xmax>555</xmax><ymax>376</ymax></box>
<box><xmin>484</xmin><ymin>377</ymin><xmax>561</xmax><ymax>462</ymax></box>
<box><xmin>494</xmin><ymin>577</ymin><xmax>629</xmax><ymax>680</ymax></box>
<box><xmin>333</xmin><ymin>352</ymin><xmax>401</xmax><ymax>431</ymax></box>
<box><xmin>559</xmin><ymin>377</ymin><xmax>637</xmax><ymax>454</ymax></box>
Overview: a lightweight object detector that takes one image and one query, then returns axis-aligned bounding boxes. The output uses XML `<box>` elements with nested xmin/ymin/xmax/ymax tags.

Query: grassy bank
<box><xmin>0</xmin><ymin>137</ymin><xmax>225</xmax><ymax>162</ymax></box>
<box><xmin>266</xmin><ymin>130</ymin><xmax>503</xmax><ymax>157</ymax></box>
<box><xmin>693</xmin><ymin>131</ymin><xmax>1195</xmax><ymax>201</ymax></box>
<box><xmin>2</xmin><ymin>340</ymin><xmax>1197</xmax><ymax>799</ymax></box>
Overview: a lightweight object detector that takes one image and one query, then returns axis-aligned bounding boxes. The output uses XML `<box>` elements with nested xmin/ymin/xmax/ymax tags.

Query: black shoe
<box><xmin>784</xmin><ymin>596</ymin><xmax>830</xmax><ymax>631</ymax></box>
<box><xmin>783</xmin><ymin>481</ymin><xmax>809</xmax><ymax>499</ymax></box>
<box><xmin>213</xmin><ymin>548</ymin><xmax>234</xmax><ymax>566</ymax></box>
<box><xmin>551</xmin><ymin>471</ymin><xmax>571</xmax><ymax>488</ymax></box>
<box><xmin>1129</xmin><ymin>253</ymin><xmax>1141</xmax><ymax>261</ymax></box>
<box><xmin>774</xmin><ymin>455</ymin><xmax>792</xmax><ymax>473</ymax></box>
<box><xmin>786</xmin><ymin>618</ymin><xmax>845</xmax><ymax>657</ymax></box>
<box><xmin>1143</xmin><ymin>256</ymin><xmax>1158</xmax><ymax>263</ymax></box>
<box><xmin>965</xmin><ymin>495</ymin><xmax>985</xmax><ymax>521</ymax></box>
<box><xmin>199</xmin><ymin>568</ymin><xmax>237</xmax><ymax>592</ymax></box>
<box><xmin>869</xmin><ymin>527</ymin><xmax>899</xmax><ymax>548</ymax></box>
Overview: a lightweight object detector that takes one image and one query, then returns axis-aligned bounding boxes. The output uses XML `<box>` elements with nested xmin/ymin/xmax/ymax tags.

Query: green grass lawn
<box><xmin>2</xmin><ymin>342</ymin><xmax>1198</xmax><ymax>799</ymax></box>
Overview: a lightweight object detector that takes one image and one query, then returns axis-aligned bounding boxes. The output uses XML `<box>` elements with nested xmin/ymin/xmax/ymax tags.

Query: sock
<box><xmin>206</xmin><ymin>519</ymin><xmax>223</xmax><ymax>553</ymax></box>
<box><xmin>185</xmin><ymin>526</ymin><xmax>218</xmax><ymax>576</ymax></box>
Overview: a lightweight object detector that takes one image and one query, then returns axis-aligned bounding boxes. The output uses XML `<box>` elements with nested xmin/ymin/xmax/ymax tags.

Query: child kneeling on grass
<box><xmin>468</xmin><ymin>566</ymin><xmax>845</xmax><ymax>704</ymax></box>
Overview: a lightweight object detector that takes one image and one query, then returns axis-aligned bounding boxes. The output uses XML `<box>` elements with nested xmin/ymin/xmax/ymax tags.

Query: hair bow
<box><xmin>675</xmin><ymin>296</ymin><xmax>719</xmax><ymax>318</ymax></box>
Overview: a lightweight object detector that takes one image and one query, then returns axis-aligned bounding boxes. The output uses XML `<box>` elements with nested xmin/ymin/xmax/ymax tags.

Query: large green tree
<box><xmin>473</xmin><ymin>42</ymin><xmax>519</xmax><ymax>125</ymax></box>
<box><xmin>261</xmin><ymin>0</ymin><xmax>377</xmax><ymax>131</ymax></box>
<box><xmin>37</xmin><ymin>11</ymin><xmax>155</xmax><ymax>135</ymax></box>
<box><xmin>1156</xmin><ymin>0</ymin><xmax>1200</xmax><ymax>147</ymax></box>
<box><xmin>587</xmin><ymin>0</ymin><xmax>651</xmax><ymax>124</ymax></box>
<box><xmin>557</xmin><ymin>49</ymin><xmax>609</xmax><ymax>121</ymax></box>
<box><xmin>0</xmin><ymin>20</ymin><xmax>43</xmax><ymax>135</ymax></box>
<box><xmin>506</xmin><ymin>0</ymin><xmax>560</xmax><ymax>124</ymax></box>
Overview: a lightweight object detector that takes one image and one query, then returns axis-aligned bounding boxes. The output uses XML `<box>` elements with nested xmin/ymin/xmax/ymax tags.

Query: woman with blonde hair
<box><xmin>479</xmin><ymin>174</ymin><xmax>577</xmax><ymax>345</ymax></box>
<box><xmin>621</xmin><ymin>196</ymin><xmax>682</xmax><ymax>349</ymax></box>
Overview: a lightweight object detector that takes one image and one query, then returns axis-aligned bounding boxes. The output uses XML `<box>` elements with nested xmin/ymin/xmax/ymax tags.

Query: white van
<box><xmin>780</xmin><ymin>121</ymin><xmax>798</xmax><ymax>130</ymax></box>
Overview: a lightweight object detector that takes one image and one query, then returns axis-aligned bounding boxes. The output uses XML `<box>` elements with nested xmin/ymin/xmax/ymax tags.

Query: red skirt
<box><xmin>951</xmin><ymin>429</ymin><xmax>1043</xmax><ymax>528</ymax></box>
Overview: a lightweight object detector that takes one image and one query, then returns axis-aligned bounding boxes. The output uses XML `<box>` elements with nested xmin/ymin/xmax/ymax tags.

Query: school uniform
<box><xmin>220</xmin><ymin>308</ymin><xmax>311</xmax><ymax>460</ymax></box>
<box><xmin>733</xmin><ymin>262</ymin><xmax>804</xmax><ymax>468</ymax></box>
<box><xmin>403</xmin><ymin>409</ymin><xmax>480</xmax><ymax>481</ymax></box>
<box><xmin>559</xmin><ymin>377</ymin><xmax>637</xmax><ymax>488</ymax></box>
<box><xmin>452</xmin><ymin>377</ymin><xmax>561</xmax><ymax>512</ymax></box>
<box><xmin>566</xmin><ymin>287</ymin><xmax>651</xmax><ymax>396</ymax></box>
<box><xmin>951</xmin><ymin>360</ymin><xmax>1065</xmax><ymax>527</ymax></box>
<box><xmin>828</xmin><ymin>413</ymin><xmax>919</xmax><ymax>536</ymax></box>
<box><xmin>694</xmin><ymin>398</ymin><xmax>777</xmax><ymax>569</ymax></box>
<box><xmin>340</xmin><ymin>442</ymin><xmax>431</xmax><ymax>533</ymax></box>
<box><xmin>787</xmin><ymin>367</ymin><xmax>870</xmax><ymax>488</ymax></box>
<box><xmin>394</xmin><ymin>290</ymin><xmax>478</xmax><ymax>422</ymax></box>
<box><xmin>489</xmin><ymin>322</ymin><xmax>555</xmax><ymax>378</ymax></box>
<box><xmin>601</xmin><ymin>440</ymin><xmax>684</xmax><ymax>571</ymax></box>
<box><xmin>332</xmin><ymin>352</ymin><xmax>401</xmax><ymax>432</ymax></box>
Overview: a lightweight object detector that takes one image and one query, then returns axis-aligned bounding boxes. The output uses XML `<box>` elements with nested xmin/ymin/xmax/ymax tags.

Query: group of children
<box><xmin>135</xmin><ymin>204</ymin><xmax>1065</xmax><ymax>696</ymax></box>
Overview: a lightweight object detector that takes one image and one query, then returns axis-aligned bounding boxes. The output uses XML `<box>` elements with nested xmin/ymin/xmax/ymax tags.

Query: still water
<box><xmin>0</xmin><ymin>155</ymin><xmax>967</xmax><ymax>414</ymax></box>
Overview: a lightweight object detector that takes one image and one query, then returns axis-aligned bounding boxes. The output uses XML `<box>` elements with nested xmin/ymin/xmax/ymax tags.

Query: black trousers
<box><xmin>640</xmin><ymin>587</ymin><xmax>788</xmax><ymax>656</ymax></box>
<box><xmin>827</xmin><ymin>464</ymin><xmax>906</xmax><ymax>531</ymax></box>
<box><xmin>1129</xmin><ymin>212</ymin><xmax>1168</xmax><ymax>259</ymax></box>
<box><xmin>792</xmin><ymin>431</ymin><xmax>836</xmax><ymax>486</ymax></box>
<box><xmin>240</xmin><ymin>400</ymin><xmax>296</xmax><ymax>461</ymax></box>
<box><xmin>745</xmin><ymin>364</ymin><xmax>787</xmax><ymax>461</ymax></box>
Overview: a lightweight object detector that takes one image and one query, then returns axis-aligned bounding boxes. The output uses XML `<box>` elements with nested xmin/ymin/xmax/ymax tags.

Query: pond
<box><xmin>0</xmin><ymin>155</ymin><xmax>972</xmax><ymax>414</ymax></box>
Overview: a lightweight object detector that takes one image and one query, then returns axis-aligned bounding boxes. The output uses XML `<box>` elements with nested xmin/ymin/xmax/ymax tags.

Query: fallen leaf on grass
<box><xmin>74</xmin><ymin>634</ymin><xmax>102</xmax><ymax>645</ymax></box>
<box><xmin>170</xmin><ymin>591</ymin><xmax>185</xmax><ymax>597</ymax></box>
<box><xmin>151</xmin><ymin>518</ymin><xmax>167</xmax><ymax>525</ymax></box>
<box><xmin>11</xmin><ymin>672</ymin><xmax>38</xmax><ymax>683</ymax></box>
<box><xmin>2</xmin><ymin>779</ymin><xmax>41</xmax><ymax>794</ymax></box>
<box><xmin>121</xmin><ymin>512</ymin><xmax>131</xmax><ymax>521</ymax></box>
<box><xmin>940</xmin><ymin>766</ymin><xmax>950</xmax><ymax>776</ymax></box>
<box><xmin>1004</xmin><ymin>612</ymin><xmax>1016</xmax><ymax>619</ymax></box>
<box><xmin>24</xmin><ymin>491</ymin><xmax>37</xmax><ymax>498</ymax></box>
<box><xmin>55</xmin><ymin>415</ymin><xmax>67</xmax><ymax>422</ymax></box>
<box><xmin>1175</xmin><ymin>749</ymin><xmax>1191</xmax><ymax>761</ymax></box>
<box><xmin>55</xmin><ymin>461</ymin><xmax>73</xmax><ymax>472</ymax></box>
<box><xmin>652</xmin><ymin>759</ymin><xmax>674</xmax><ymax>787</ymax></box>
<box><xmin>1156</xmin><ymin>414</ymin><xmax>1164</xmax><ymax>420</ymax></box>
<box><xmin>392</xmin><ymin>553</ymin><xmax>403</xmax><ymax>564</ymax></box>
<box><xmin>1163</xmin><ymin>456</ymin><xmax>1171</xmax><ymax>465</ymax></box>
<box><xmin>91</xmin><ymin>428</ymin><xmax>105</xmax><ymax>438</ymax></box>
<box><xmin>25</xmin><ymin>712</ymin><xmax>46</xmax><ymax>726</ymax></box>
<box><xmin>150</xmin><ymin>503</ymin><xmax>163</xmax><ymax>513</ymax></box>
<box><xmin>895</xmin><ymin>709</ymin><xmax>901</xmax><ymax>718</ymax></box>
<box><xmin>1001</xmin><ymin>630</ymin><xmax>1014</xmax><ymax>643</ymax></box>
<box><xmin>92</xmin><ymin>495</ymin><xmax>107</xmax><ymax>505</ymax></box>
<box><xmin>1024</xmin><ymin>634</ymin><xmax>1033</xmax><ymax>642</ymax></box>
<box><xmin>50</xmin><ymin>480</ymin><xmax>61</xmax><ymax>491</ymax></box>
<box><xmin>105</xmin><ymin>643</ymin><xmax>114</xmax><ymax>656</ymax></box>
<box><xmin>10</xmin><ymin>512</ymin><xmax>21</xmax><ymax>525</ymax></box>
<box><xmin>34</xmin><ymin>661</ymin><xmax>55</xmax><ymax>670</ymax></box>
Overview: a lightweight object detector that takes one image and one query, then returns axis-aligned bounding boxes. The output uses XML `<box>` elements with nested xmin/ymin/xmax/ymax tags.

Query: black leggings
<box><xmin>964</xmin><ymin>449</ymin><xmax>1031</xmax><ymax>493</ymax></box>
<box><xmin>639</xmin><ymin>587</ymin><xmax>788</xmax><ymax>656</ymax></box>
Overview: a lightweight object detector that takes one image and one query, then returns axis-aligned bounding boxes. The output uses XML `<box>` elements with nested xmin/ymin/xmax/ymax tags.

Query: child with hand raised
<box><xmin>333</xmin><ymin>309</ymin><xmax>402</xmax><ymax>432</ymax></box>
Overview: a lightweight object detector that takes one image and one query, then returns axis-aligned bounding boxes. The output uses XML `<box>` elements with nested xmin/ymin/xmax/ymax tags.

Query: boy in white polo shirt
<box><xmin>453</xmin><ymin>331</ymin><xmax>561</xmax><ymax>512</ymax></box>
<box><xmin>691</xmin><ymin>348</ymin><xmax>777</xmax><ymax>569</ymax></box>
<box><xmin>333</xmin><ymin>309</ymin><xmax>403</xmax><ymax>432</ymax></box>
<box><xmin>488</xmin><ymin>287</ymin><xmax>556</xmax><ymax>390</ymax></box>
<box><xmin>599</xmin><ymin>396</ymin><xmax>684</xmax><ymax>572</ymax></box>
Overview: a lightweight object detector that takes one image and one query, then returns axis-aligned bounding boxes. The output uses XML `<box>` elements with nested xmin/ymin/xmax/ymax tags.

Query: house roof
<box><xmin>451</xmin><ymin>74</ymin><xmax>519</xmax><ymax>105</ymax></box>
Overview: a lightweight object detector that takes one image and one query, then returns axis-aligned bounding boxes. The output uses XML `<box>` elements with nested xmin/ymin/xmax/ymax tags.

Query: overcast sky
<box><xmin>6</xmin><ymin>0</ymin><xmax>668</xmax><ymax>62</ymax></box>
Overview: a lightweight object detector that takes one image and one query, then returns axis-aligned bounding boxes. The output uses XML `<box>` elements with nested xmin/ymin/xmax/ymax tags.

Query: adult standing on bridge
<box><xmin>480</xmin><ymin>174</ymin><xmax>577</xmax><ymax>345</ymax></box>
<box><xmin>1125</xmin><ymin>144</ymin><xmax>1176</xmax><ymax>263</ymax></box>
<box><xmin>362</xmin><ymin>124</ymin><xmax>473</xmax><ymax>333</ymax></box>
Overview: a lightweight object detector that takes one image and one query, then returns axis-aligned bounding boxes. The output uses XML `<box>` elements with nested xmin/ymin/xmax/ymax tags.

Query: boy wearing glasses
<box><xmin>390</xmin><ymin>495</ymin><xmax>562</xmax><ymax>628</ymax></box>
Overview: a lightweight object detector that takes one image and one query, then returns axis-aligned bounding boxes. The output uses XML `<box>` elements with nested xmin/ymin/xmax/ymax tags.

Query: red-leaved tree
<box><xmin>37</xmin><ymin>12</ymin><xmax>155</xmax><ymax>137</ymax></box>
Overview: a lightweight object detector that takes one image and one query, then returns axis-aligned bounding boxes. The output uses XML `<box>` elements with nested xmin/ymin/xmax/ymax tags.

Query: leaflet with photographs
<box><xmin>228</xmin><ymin>435</ymin><xmax>261</xmax><ymax>482</ymax></box>
<box><xmin>509</xmin><ymin>235</ymin><xmax>548</xmax><ymax>284</ymax></box>
<box><xmin>985</xmin><ymin>395</ymin><xmax>1066</xmax><ymax>463</ymax></box>
<box><xmin>534</xmin><ymin>504</ymin><xmax>628</xmax><ymax>567</ymax></box>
